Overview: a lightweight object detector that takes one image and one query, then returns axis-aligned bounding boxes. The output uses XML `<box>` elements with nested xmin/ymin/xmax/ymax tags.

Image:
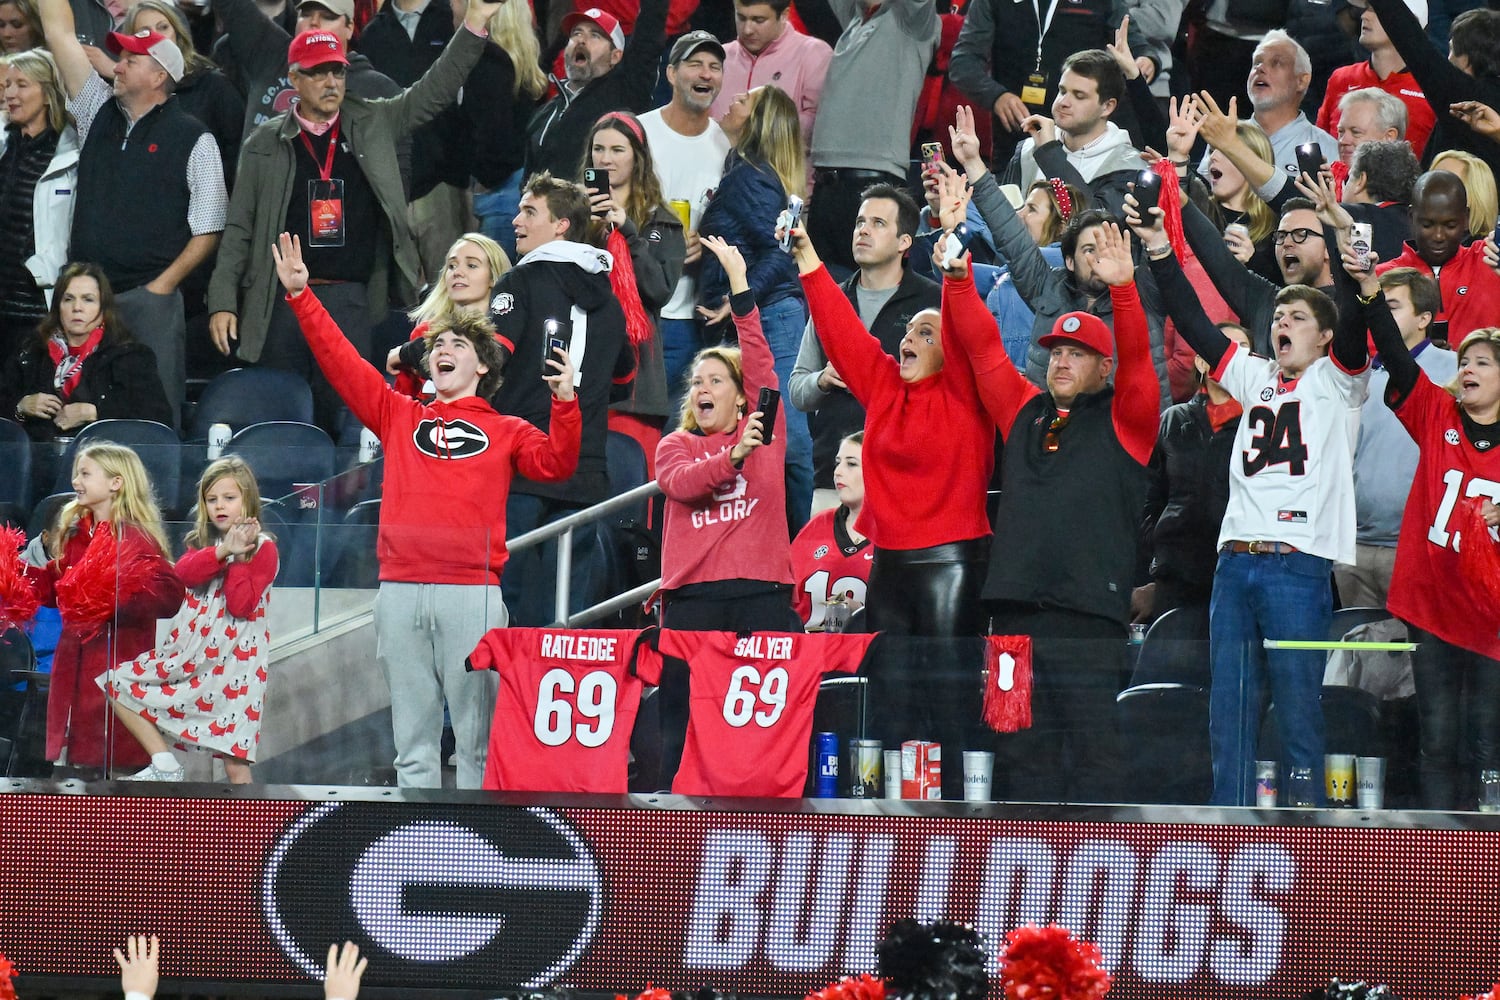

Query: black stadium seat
<box><xmin>188</xmin><ymin>368</ymin><xmax>315</xmax><ymax>442</ymax></box>
<box><xmin>229</xmin><ymin>421</ymin><xmax>337</xmax><ymax>503</ymax></box>
<box><xmin>53</xmin><ymin>419</ymin><xmax>184</xmax><ymax>516</ymax></box>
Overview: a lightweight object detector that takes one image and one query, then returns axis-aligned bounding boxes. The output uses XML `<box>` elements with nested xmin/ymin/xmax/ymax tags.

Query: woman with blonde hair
<box><xmin>106</xmin><ymin>455</ymin><xmax>278</xmax><ymax>782</ymax></box>
<box><xmin>698</xmin><ymin>86</ymin><xmax>813</xmax><ymax>528</ymax></box>
<box><xmin>462</xmin><ymin>0</ymin><xmax>546</xmax><ymax>260</ymax></box>
<box><xmin>123</xmin><ymin>0</ymin><xmax>243</xmax><ymax>184</ymax></box>
<box><xmin>0</xmin><ymin>48</ymin><xmax>77</xmax><ymax>362</ymax></box>
<box><xmin>387</xmin><ymin>231</ymin><xmax>512</xmax><ymax>399</ymax></box>
<box><xmin>28</xmin><ymin>442</ymin><xmax>183</xmax><ymax>775</ymax></box>
<box><xmin>0</xmin><ymin>0</ymin><xmax>41</xmax><ymax>52</ymax></box>
<box><xmin>1430</xmin><ymin>149</ymin><xmax>1499</xmax><ymax>240</ymax></box>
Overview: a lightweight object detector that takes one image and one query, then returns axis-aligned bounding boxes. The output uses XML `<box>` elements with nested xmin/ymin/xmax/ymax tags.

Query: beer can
<box><xmin>900</xmin><ymin>740</ymin><xmax>942</xmax><ymax>800</ymax></box>
<box><xmin>1351</xmin><ymin>221</ymin><xmax>1373</xmax><ymax>272</ymax></box>
<box><xmin>670</xmin><ymin>198</ymin><xmax>692</xmax><ymax>230</ymax></box>
<box><xmin>848</xmin><ymin>739</ymin><xmax>882</xmax><ymax>798</ymax></box>
<box><xmin>884</xmin><ymin>750</ymin><xmax>903</xmax><ymax>798</ymax></box>
<box><xmin>814</xmin><ymin>732</ymin><xmax>839</xmax><ymax>797</ymax></box>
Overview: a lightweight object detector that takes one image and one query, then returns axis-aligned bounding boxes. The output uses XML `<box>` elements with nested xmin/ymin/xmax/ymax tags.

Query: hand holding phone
<box><xmin>1132</xmin><ymin>168</ymin><xmax>1162</xmax><ymax>214</ymax></box>
<box><xmin>777</xmin><ymin>196</ymin><xmax>804</xmax><ymax>253</ymax></box>
<box><xmin>584</xmin><ymin>167</ymin><xmax>609</xmax><ymax>199</ymax></box>
<box><xmin>542</xmin><ymin>319</ymin><xmax>566</xmax><ymax>376</ymax></box>
<box><xmin>757</xmin><ymin>386</ymin><xmax>780</xmax><ymax>445</ymax></box>
<box><xmin>1295</xmin><ymin>143</ymin><xmax>1325</xmax><ymax>181</ymax></box>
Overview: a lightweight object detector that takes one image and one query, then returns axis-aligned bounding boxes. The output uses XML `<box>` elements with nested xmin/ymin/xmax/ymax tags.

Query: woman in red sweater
<box><xmin>653</xmin><ymin>234</ymin><xmax>800</xmax><ymax>786</ymax></box>
<box><xmin>789</xmin><ymin>228</ymin><xmax>994</xmax><ymax>638</ymax></box>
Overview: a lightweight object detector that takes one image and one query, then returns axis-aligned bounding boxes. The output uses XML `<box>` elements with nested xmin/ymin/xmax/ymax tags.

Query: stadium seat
<box><xmin>322</xmin><ymin>498</ymin><xmax>381</xmax><ymax>589</ymax></box>
<box><xmin>1330</xmin><ymin>606</ymin><xmax>1397</xmax><ymax>640</ymax></box>
<box><xmin>53</xmin><ymin>419</ymin><xmax>183</xmax><ymax>515</ymax></box>
<box><xmin>0</xmin><ymin>419</ymin><xmax>32</xmax><ymax>527</ymax></box>
<box><xmin>0</xmin><ymin>627</ymin><xmax>46</xmax><ymax>777</ymax></box>
<box><xmin>1131</xmin><ymin>605</ymin><xmax>1211</xmax><ymax>687</ymax></box>
<box><xmin>188</xmin><ymin>368</ymin><xmax>315</xmax><ymax>442</ymax></box>
<box><xmin>229</xmin><ymin>421</ymin><xmax>337</xmax><ymax>503</ymax></box>
<box><xmin>1116</xmin><ymin>682</ymin><xmax>1213</xmax><ymax>803</ymax></box>
<box><xmin>1259</xmin><ymin>684</ymin><xmax>1386</xmax><ymax>764</ymax></box>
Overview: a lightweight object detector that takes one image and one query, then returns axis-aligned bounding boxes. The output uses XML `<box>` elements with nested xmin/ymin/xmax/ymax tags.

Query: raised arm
<box><xmin>1128</xmin><ymin>201</ymin><xmax>1231</xmax><ymax>371</ymax></box>
<box><xmin>36</xmin><ymin>0</ymin><xmax>92</xmax><ymax>98</ymax></box>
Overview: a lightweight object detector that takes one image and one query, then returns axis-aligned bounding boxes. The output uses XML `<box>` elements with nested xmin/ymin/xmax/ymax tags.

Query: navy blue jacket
<box><xmin>697</xmin><ymin>151</ymin><xmax>803</xmax><ymax>311</ymax></box>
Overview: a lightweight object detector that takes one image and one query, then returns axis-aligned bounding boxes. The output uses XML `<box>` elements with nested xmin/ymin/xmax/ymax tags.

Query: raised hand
<box><xmin>1122</xmin><ymin>190</ymin><xmax>1166</xmax><ymax>246</ymax></box>
<box><xmin>1451</xmin><ymin>101</ymin><xmax>1500</xmax><ymax>140</ymax></box>
<box><xmin>1293</xmin><ymin>167</ymin><xmax>1353</xmax><ymax>232</ymax></box>
<box><xmin>1091</xmin><ymin>222</ymin><xmax>1136</xmax><ymax>286</ymax></box>
<box><xmin>1194</xmin><ymin>91</ymin><xmax>1239</xmax><ymax>151</ymax></box>
<box><xmin>950</xmin><ymin>105</ymin><xmax>987</xmax><ymax>175</ymax></box>
<box><xmin>935</xmin><ymin>163</ymin><xmax>971</xmax><ymax>233</ymax></box>
<box><xmin>1338</xmin><ymin>240</ymin><xmax>1381</xmax><ymax>297</ymax></box>
<box><xmin>699</xmin><ymin>234</ymin><xmax>748</xmax><ymax>293</ymax></box>
<box><xmin>542</xmin><ymin>345</ymin><xmax>577</xmax><ymax>401</ymax></box>
<box><xmin>1106</xmin><ymin>15</ymin><xmax>1139</xmax><ymax>80</ymax></box>
<box><xmin>324</xmin><ymin>942</ymin><xmax>368</xmax><ymax>1000</ymax></box>
<box><xmin>1165</xmin><ymin>95</ymin><xmax>1203</xmax><ymax>162</ymax></box>
<box><xmin>1022</xmin><ymin>113</ymin><xmax>1057</xmax><ymax>148</ymax></box>
<box><xmin>271</xmin><ymin>232</ymin><xmax>309</xmax><ymax>297</ymax></box>
<box><xmin>730</xmin><ymin>408</ymin><xmax>766</xmax><ymax>464</ymax></box>
<box><xmin>114</xmin><ymin>935</ymin><xmax>160</xmax><ymax>1000</ymax></box>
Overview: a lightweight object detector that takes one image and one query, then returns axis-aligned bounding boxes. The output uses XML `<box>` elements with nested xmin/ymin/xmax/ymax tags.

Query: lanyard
<box><xmin>1033</xmin><ymin>0</ymin><xmax>1063</xmax><ymax>72</ymax></box>
<box><xmin>298</xmin><ymin>120</ymin><xmax>340</xmax><ymax>182</ymax></box>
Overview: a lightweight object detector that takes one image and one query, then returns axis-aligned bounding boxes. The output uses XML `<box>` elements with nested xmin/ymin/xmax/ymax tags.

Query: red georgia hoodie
<box><xmin>288</xmin><ymin>289</ymin><xmax>581</xmax><ymax>585</ymax></box>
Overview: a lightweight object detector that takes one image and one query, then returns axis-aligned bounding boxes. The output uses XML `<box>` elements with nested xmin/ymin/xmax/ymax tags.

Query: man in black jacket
<box><xmin>489</xmin><ymin>171</ymin><xmax>634</xmax><ymax>624</ymax></box>
<box><xmin>526</xmin><ymin>0</ymin><xmax>667</xmax><ymax>178</ymax></box>
<box><xmin>786</xmin><ymin>184</ymin><xmax>939</xmax><ymax>515</ymax></box>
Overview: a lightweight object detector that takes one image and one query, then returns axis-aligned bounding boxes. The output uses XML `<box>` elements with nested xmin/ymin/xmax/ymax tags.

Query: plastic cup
<box><xmin>1325</xmin><ymin>753</ymin><xmax>1355</xmax><ymax>807</ymax></box>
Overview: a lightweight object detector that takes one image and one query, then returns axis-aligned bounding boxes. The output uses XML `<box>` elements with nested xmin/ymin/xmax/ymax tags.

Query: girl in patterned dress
<box><xmin>104</xmin><ymin>457</ymin><xmax>277</xmax><ymax>782</ymax></box>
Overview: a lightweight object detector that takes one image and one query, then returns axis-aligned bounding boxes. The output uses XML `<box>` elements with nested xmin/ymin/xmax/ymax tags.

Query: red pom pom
<box><xmin>55</xmin><ymin>525</ymin><xmax>161</xmax><ymax>639</ymax></box>
<box><xmin>1001</xmin><ymin>924</ymin><xmax>1111</xmax><ymax>1000</ymax></box>
<box><xmin>1456</xmin><ymin>498</ymin><xmax>1500</xmax><ymax>607</ymax></box>
<box><xmin>0</xmin><ymin>952</ymin><xmax>18</xmax><ymax>1000</ymax></box>
<box><xmin>0</xmin><ymin>526</ymin><xmax>40</xmax><ymax>629</ymax></box>
<box><xmin>807</xmin><ymin>973</ymin><xmax>888</xmax><ymax>1000</ymax></box>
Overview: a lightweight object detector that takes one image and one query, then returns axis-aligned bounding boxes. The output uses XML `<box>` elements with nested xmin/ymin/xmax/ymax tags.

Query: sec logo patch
<box><xmin>1446</xmin><ymin>429</ymin><xmax>1461</xmax><ymax>445</ymax></box>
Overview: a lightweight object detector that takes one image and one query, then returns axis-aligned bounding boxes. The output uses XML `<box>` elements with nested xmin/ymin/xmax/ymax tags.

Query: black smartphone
<box><xmin>1295</xmin><ymin>142</ymin><xmax>1325</xmax><ymax>180</ymax></box>
<box><xmin>1133</xmin><ymin>169</ymin><xmax>1161</xmax><ymax>215</ymax></box>
<box><xmin>542</xmin><ymin>319</ymin><xmax>566</xmax><ymax>376</ymax></box>
<box><xmin>757</xmin><ymin>386</ymin><xmax>780</xmax><ymax>445</ymax></box>
<box><xmin>584</xmin><ymin>167</ymin><xmax>610</xmax><ymax>199</ymax></box>
<box><xmin>942</xmin><ymin>222</ymin><xmax>974</xmax><ymax>269</ymax></box>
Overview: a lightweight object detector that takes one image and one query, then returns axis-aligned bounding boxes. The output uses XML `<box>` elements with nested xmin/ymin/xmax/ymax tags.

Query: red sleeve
<box><xmin>466</xmin><ymin>628</ymin><xmax>511</xmax><ymax>673</ymax></box>
<box><xmin>175</xmin><ymin>545</ymin><xmax>224</xmax><ymax>588</ymax></box>
<box><xmin>1109</xmin><ymin>281</ymin><xmax>1162</xmax><ymax>465</ymax></box>
<box><xmin>801</xmin><ymin>266</ymin><xmax>897</xmax><ymax>408</ymax></box>
<box><xmin>941</xmin><ymin>269</ymin><xmax>1037</xmax><ymax>437</ymax></box>
<box><xmin>222</xmin><ymin>539</ymin><xmax>277</xmax><ymax>620</ymax></box>
<box><xmin>634</xmin><ymin>636</ymin><xmax>664</xmax><ymax>686</ymax></box>
<box><xmin>655</xmin><ymin>431</ymin><xmax>740</xmax><ymax>503</ymax></box>
<box><xmin>512</xmin><ymin>397</ymin><xmax>582</xmax><ymax>483</ymax></box>
<box><xmin>286</xmin><ymin>289</ymin><xmax>396</xmax><ymax>436</ymax></box>
<box><xmin>823</xmin><ymin>632</ymin><xmax>876</xmax><ymax>675</ymax></box>
<box><xmin>1315</xmin><ymin>86</ymin><xmax>1336</xmax><ymax>133</ymax></box>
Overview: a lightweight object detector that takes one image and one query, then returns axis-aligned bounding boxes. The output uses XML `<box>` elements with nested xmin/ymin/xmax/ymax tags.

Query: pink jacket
<box><xmin>711</xmin><ymin>26</ymin><xmax>833</xmax><ymax>144</ymax></box>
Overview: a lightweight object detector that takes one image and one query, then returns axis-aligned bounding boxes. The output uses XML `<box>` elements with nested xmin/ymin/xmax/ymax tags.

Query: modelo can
<box><xmin>847</xmin><ymin>739</ymin><xmax>882</xmax><ymax>798</ymax></box>
<box><xmin>901</xmin><ymin>740</ymin><xmax>942</xmax><ymax>800</ymax></box>
<box><xmin>814</xmin><ymin>732</ymin><xmax>839</xmax><ymax>797</ymax></box>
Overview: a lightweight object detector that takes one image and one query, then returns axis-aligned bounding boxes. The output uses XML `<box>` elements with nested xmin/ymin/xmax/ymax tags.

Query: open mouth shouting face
<box><xmin>898</xmin><ymin>310</ymin><xmax>943</xmax><ymax>384</ymax></box>
<box><xmin>427</xmin><ymin>330</ymin><xmax>489</xmax><ymax>401</ymax></box>
<box><xmin>688</xmin><ymin>356</ymin><xmax>744</xmax><ymax>435</ymax></box>
<box><xmin>1456</xmin><ymin>341</ymin><xmax>1500</xmax><ymax>417</ymax></box>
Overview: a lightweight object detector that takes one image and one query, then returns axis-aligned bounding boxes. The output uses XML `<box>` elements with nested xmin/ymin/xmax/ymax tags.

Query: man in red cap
<box><xmin>38</xmin><ymin>0</ymin><xmax>228</xmax><ymax>431</ymax></box>
<box><xmin>206</xmin><ymin>0</ymin><xmax>501</xmax><ymax>436</ymax></box>
<box><xmin>965</xmin><ymin>218</ymin><xmax>1161</xmax><ymax>805</ymax></box>
<box><xmin>525</xmin><ymin>0</ymin><xmax>668</xmax><ymax>177</ymax></box>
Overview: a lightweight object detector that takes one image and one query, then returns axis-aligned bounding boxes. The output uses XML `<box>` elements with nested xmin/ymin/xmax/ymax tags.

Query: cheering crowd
<box><xmin>0</xmin><ymin>0</ymin><xmax>1498</xmax><ymax>811</ymax></box>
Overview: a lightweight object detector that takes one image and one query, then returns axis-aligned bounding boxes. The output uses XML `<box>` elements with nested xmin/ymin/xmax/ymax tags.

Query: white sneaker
<box><xmin>123</xmin><ymin>762</ymin><xmax>184</xmax><ymax>782</ymax></box>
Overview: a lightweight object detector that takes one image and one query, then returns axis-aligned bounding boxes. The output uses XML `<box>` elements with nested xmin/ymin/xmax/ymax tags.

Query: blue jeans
<box><xmin>660</xmin><ymin>315</ymin><xmax>707</xmax><ymax>425</ymax></box>
<box><xmin>758</xmin><ymin>296</ymin><xmax>813</xmax><ymax>531</ymax></box>
<box><xmin>473</xmin><ymin>168</ymin><xmax>524</xmax><ymax>264</ymax></box>
<box><xmin>1208</xmin><ymin>548</ymin><xmax>1332</xmax><ymax>805</ymax></box>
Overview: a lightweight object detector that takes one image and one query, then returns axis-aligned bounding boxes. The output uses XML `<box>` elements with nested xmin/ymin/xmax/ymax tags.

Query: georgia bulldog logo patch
<box><xmin>491</xmin><ymin>292</ymin><xmax>514</xmax><ymax>315</ymax></box>
<box><xmin>413</xmin><ymin>418</ymin><xmax>490</xmax><ymax>459</ymax></box>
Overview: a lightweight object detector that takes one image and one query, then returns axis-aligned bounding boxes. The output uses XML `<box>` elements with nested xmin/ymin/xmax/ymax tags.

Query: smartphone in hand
<box><xmin>584</xmin><ymin>167</ymin><xmax>610</xmax><ymax>199</ymax></box>
<box><xmin>1133</xmin><ymin>168</ymin><xmax>1162</xmax><ymax>214</ymax></box>
<box><xmin>1295</xmin><ymin>143</ymin><xmax>1325</xmax><ymax>181</ymax></box>
<box><xmin>778</xmin><ymin>196</ymin><xmax>804</xmax><ymax>253</ymax></box>
<box><xmin>542</xmin><ymin>319</ymin><xmax>566</xmax><ymax>376</ymax></box>
<box><xmin>757</xmin><ymin>386</ymin><xmax>780</xmax><ymax>445</ymax></box>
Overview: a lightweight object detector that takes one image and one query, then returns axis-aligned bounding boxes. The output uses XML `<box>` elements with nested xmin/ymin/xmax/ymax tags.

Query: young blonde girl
<box><xmin>31</xmin><ymin>442</ymin><xmax>182</xmax><ymax>775</ymax></box>
<box><xmin>105</xmin><ymin>456</ymin><xmax>278</xmax><ymax>782</ymax></box>
<box><xmin>388</xmin><ymin>232</ymin><xmax>512</xmax><ymax>399</ymax></box>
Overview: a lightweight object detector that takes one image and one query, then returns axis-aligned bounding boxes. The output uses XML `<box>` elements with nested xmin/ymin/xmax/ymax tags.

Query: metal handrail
<box><xmin>505</xmin><ymin>479</ymin><xmax>664</xmax><ymax>626</ymax></box>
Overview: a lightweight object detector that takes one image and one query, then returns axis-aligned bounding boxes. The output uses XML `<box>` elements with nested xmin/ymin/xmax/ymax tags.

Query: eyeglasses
<box><xmin>293</xmin><ymin>64</ymin><xmax>347</xmax><ymax>80</ymax></box>
<box><xmin>1043</xmin><ymin>413</ymin><xmax>1070</xmax><ymax>453</ymax></box>
<box><xmin>1272</xmin><ymin>227</ymin><xmax>1321</xmax><ymax>246</ymax></box>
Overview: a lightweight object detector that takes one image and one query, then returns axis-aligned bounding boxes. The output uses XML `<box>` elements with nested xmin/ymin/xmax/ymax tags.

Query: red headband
<box><xmin>596</xmin><ymin>111</ymin><xmax>645</xmax><ymax>147</ymax></box>
<box><xmin>1049</xmin><ymin>178</ymin><xmax>1074</xmax><ymax>225</ymax></box>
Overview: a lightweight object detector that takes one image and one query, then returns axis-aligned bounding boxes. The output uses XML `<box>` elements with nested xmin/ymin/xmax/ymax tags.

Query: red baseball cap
<box><xmin>287</xmin><ymin>28</ymin><xmax>348</xmax><ymax>69</ymax></box>
<box><xmin>1039</xmin><ymin>312</ymin><xmax>1114</xmax><ymax>357</ymax></box>
<box><xmin>562</xmin><ymin>7</ymin><xmax>625</xmax><ymax>49</ymax></box>
<box><xmin>106</xmin><ymin>29</ymin><xmax>184</xmax><ymax>82</ymax></box>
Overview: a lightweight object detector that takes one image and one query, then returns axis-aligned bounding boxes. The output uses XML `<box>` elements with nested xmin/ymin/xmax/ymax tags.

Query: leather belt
<box><xmin>308</xmin><ymin>278</ymin><xmax>348</xmax><ymax>286</ymax></box>
<box><xmin>817</xmin><ymin>167</ymin><xmax>903</xmax><ymax>185</ymax></box>
<box><xmin>1223</xmin><ymin>540</ymin><xmax>1299</xmax><ymax>555</ymax></box>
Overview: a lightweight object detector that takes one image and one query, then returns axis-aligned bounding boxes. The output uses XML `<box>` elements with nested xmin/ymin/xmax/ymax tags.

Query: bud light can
<box><xmin>814</xmin><ymin>732</ymin><xmax>839</xmax><ymax>797</ymax></box>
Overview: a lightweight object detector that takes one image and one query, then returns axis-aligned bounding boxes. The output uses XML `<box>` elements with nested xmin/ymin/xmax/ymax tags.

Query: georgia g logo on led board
<box><xmin>262</xmin><ymin>803</ymin><xmax>603</xmax><ymax>988</ymax></box>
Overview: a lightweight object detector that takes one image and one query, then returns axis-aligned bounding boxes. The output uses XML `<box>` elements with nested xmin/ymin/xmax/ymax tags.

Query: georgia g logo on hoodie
<box><xmin>413</xmin><ymin>418</ymin><xmax>490</xmax><ymax>459</ymax></box>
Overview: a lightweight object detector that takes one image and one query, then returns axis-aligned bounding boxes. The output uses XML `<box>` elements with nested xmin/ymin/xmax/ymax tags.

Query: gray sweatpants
<box><xmin>114</xmin><ymin>285</ymin><xmax>185</xmax><ymax>431</ymax></box>
<box><xmin>374</xmin><ymin>581</ymin><xmax>505</xmax><ymax>789</ymax></box>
